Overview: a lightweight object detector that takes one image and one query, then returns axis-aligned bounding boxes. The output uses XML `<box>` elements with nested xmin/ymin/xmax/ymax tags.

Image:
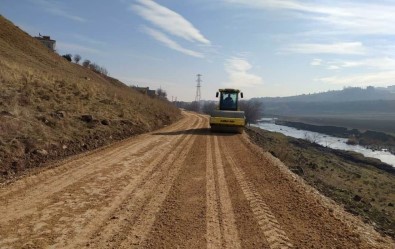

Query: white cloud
<box><xmin>72</xmin><ymin>34</ymin><xmax>106</xmax><ymax>46</ymax></box>
<box><xmin>334</xmin><ymin>57</ymin><xmax>395</xmax><ymax>70</ymax></box>
<box><xmin>319</xmin><ymin>71</ymin><xmax>395</xmax><ymax>86</ymax></box>
<box><xmin>30</xmin><ymin>0</ymin><xmax>86</xmax><ymax>22</ymax></box>
<box><xmin>327</xmin><ymin>65</ymin><xmax>340</xmax><ymax>70</ymax></box>
<box><xmin>223</xmin><ymin>0</ymin><xmax>395</xmax><ymax>35</ymax></box>
<box><xmin>132</xmin><ymin>0</ymin><xmax>210</xmax><ymax>45</ymax></box>
<box><xmin>225</xmin><ymin>57</ymin><xmax>263</xmax><ymax>87</ymax></box>
<box><xmin>310</xmin><ymin>59</ymin><xmax>322</xmax><ymax>66</ymax></box>
<box><xmin>56</xmin><ymin>42</ymin><xmax>103</xmax><ymax>55</ymax></box>
<box><xmin>224</xmin><ymin>0</ymin><xmax>340</xmax><ymax>15</ymax></box>
<box><xmin>143</xmin><ymin>27</ymin><xmax>204</xmax><ymax>58</ymax></box>
<box><xmin>313</xmin><ymin>57</ymin><xmax>395</xmax><ymax>71</ymax></box>
<box><xmin>283</xmin><ymin>42</ymin><xmax>366</xmax><ymax>55</ymax></box>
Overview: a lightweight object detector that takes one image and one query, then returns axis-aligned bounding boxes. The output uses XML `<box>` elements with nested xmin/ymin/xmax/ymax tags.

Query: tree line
<box><xmin>62</xmin><ymin>53</ymin><xmax>108</xmax><ymax>76</ymax></box>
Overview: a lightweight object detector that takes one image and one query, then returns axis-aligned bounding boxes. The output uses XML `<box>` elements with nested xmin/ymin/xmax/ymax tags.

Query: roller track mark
<box><xmin>0</xmin><ymin>114</ymin><xmax>198</xmax><ymax>248</ymax></box>
<box><xmin>120</xmin><ymin>119</ymin><xmax>202</xmax><ymax>247</ymax></box>
<box><xmin>212</xmin><ymin>136</ymin><xmax>241</xmax><ymax>249</ymax></box>
<box><xmin>0</xmin><ymin>136</ymin><xmax>167</xmax><ymax>223</ymax></box>
<box><xmin>2</xmin><ymin>113</ymin><xmax>391</xmax><ymax>248</ymax></box>
<box><xmin>0</xmin><ymin>116</ymin><xmax>190</xmax><ymax>199</ymax></box>
<box><xmin>205</xmin><ymin>135</ymin><xmax>222</xmax><ymax>249</ymax></box>
<box><xmin>82</xmin><ymin>115</ymin><xmax>204</xmax><ymax>248</ymax></box>
<box><xmin>0</xmin><ymin>117</ymin><xmax>194</xmax><ymax>225</ymax></box>
<box><xmin>220</xmin><ymin>137</ymin><xmax>293</xmax><ymax>249</ymax></box>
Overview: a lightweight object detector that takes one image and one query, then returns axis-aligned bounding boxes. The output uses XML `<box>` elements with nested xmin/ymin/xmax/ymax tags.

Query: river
<box><xmin>255</xmin><ymin>118</ymin><xmax>395</xmax><ymax>167</ymax></box>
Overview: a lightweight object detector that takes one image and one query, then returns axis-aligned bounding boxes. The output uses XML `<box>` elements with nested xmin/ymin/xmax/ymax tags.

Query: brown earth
<box><xmin>0</xmin><ymin>112</ymin><xmax>394</xmax><ymax>248</ymax></box>
<box><xmin>0</xmin><ymin>16</ymin><xmax>180</xmax><ymax>180</ymax></box>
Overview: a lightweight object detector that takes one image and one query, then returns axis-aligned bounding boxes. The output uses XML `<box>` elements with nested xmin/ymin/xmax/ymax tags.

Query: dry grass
<box><xmin>0</xmin><ymin>16</ymin><xmax>180</xmax><ymax>179</ymax></box>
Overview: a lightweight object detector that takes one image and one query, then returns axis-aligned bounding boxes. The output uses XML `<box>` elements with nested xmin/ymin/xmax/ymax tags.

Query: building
<box><xmin>132</xmin><ymin>86</ymin><xmax>157</xmax><ymax>97</ymax></box>
<box><xmin>35</xmin><ymin>35</ymin><xmax>56</xmax><ymax>51</ymax></box>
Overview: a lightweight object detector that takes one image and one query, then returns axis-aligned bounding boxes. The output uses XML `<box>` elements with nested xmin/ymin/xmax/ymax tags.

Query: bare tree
<box><xmin>202</xmin><ymin>101</ymin><xmax>216</xmax><ymax>115</ymax></box>
<box><xmin>156</xmin><ymin>88</ymin><xmax>167</xmax><ymax>100</ymax></box>
<box><xmin>73</xmin><ymin>54</ymin><xmax>81</xmax><ymax>64</ymax></box>
<box><xmin>187</xmin><ymin>101</ymin><xmax>200</xmax><ymax>112</ymax></box>
<box><xmin>239</xmin><ymin>100</ymin><xmax>264</xmax><ymax>125</ymax></box>
<box><xmin>304</xmin><ymin>132</ymin><xmax>320</xmax><ymax>144</ymax></box>
<box><xmin>82</xmin><ymin>59</ymin><xmax>91</xmax><ymax>67</ymax></box>
<box><xmin>82</xmin><ymin>60</ymin><xmax>109</xmax><ymax>75</ymax></box>
<box><xmin>100</xmin><ymin>66</ymin><xmax>108</xmax><ymax>76</ymax></box>
<box><xmin>89</xmin><ymin>63</ymin><xmax>100</xmax><ymax>73</ymax></box>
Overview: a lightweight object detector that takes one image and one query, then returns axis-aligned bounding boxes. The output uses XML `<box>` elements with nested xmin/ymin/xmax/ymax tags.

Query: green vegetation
<box><xmin>247</xmin><ymin>127</ymin><xmax>395</xmax><ymax>238</ymax></box>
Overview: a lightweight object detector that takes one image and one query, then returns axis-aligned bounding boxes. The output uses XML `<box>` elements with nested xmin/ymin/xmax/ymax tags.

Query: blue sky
<box><xmin>2</xmin><ymin>0</ymin><xmax>395</xmax><ymax>101</ymax></box>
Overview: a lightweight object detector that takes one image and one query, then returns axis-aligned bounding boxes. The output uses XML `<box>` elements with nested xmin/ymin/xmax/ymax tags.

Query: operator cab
<box><xmin>216</xmin><ymin>89</ymin><xmax>243</xmax><ymax>111</ymax></box>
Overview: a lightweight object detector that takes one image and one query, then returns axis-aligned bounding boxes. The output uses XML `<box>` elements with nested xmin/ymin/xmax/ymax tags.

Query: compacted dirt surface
<box><xmin>0</xmin><ymin>112</ymin><xmax>394</xmax><ymax>249</ymax></box>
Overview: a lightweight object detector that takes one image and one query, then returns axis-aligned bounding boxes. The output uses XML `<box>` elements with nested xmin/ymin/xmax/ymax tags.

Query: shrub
<box><xmin>62</xmin><ymin>54</ymin><xmax>72</xmax><ymax>62</ymax></box>
<box><xmin>73</xmin><ymin>54</ymin><xmax>81</xmax><ymax>64</ymax></box>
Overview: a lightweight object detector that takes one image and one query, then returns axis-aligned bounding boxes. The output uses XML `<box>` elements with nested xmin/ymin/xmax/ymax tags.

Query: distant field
<box><xmin>272</xmin><ymin>114</ymin><xmax>395</xmax><ymax>135</ymax></box>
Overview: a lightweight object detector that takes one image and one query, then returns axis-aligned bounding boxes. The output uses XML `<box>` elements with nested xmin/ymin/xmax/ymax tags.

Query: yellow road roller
<box><xmin>209</xmin><ymin>89</ymin><xmax>246</xmax><ymax>133</ymax></box>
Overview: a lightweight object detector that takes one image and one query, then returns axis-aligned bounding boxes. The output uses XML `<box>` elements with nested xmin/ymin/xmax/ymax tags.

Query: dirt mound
<box><xmin>0</xmin><ymin>16</ymin><xmax>181</xmax><ymax>182</ymax></box>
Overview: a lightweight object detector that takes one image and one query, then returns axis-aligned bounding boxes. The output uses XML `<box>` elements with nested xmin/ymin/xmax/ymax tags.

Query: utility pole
<box><xmin>195</xmin><ymin>74</ymin><xmax>202</xmax><ymax>102</ymax></box>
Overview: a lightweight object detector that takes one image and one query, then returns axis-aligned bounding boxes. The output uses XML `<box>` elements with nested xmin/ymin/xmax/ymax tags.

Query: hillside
<box><xmin>262</xmin><ymin>100</ymin><xmax>395</xmax><ymax>116</ymax></box>
<box><xmin>0</xmin><ymin>16</ymin><xmax>180</xmax><ymax>181</ymax></box>
<box><xmin>257</xmin><ymin>86</ymin><xmax>395</xmax><ymax>103</ymax></box>
<box><xmin>255</xmin><ymin>87</ymin><xmax>395</xmax><ymax>132</ymax></box>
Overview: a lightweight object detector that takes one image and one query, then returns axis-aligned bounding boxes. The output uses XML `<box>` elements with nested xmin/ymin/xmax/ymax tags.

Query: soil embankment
<box><xmin>0</xmin><ymin>16</ymin><xmax>180</xmax><ymax>182</ymax></box>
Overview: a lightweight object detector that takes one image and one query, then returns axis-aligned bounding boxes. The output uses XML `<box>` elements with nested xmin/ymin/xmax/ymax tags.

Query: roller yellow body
<box><xmin>209</xmin><ymin>89</ymin><xmax>246</xmax><ymax>133</ymax></box>
<box><xmin>209</xmin><ymin>117</ymin><xmax>246</xmax><ymax>126</ymax></box>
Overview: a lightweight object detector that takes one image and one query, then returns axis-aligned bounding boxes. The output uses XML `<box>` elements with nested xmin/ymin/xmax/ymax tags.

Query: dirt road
<box><xmin>0</xmin><ymin>112</ymin><xmax>393</xmax><ymax>248</ymax></box>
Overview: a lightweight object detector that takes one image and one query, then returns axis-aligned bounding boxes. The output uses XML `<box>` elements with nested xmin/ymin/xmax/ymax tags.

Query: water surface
<box><xmin>255</xmin><ymin>119</ymin><xmax>395</xmax><ymax>167</ymax></box>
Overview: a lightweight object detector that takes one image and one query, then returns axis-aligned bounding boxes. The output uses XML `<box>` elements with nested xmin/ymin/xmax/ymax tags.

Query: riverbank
<box><xmin>246</xmin><ymin>127</ymin><xmax>395</xmax><ymax>238</ymax></box>
<box><xmin>276</xmin><ymin>120</ymin><xmax>395</xmax><ymax>155</ymax></box>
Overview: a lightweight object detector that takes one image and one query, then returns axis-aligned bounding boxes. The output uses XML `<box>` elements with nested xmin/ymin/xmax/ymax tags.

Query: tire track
<box><xmin>0</xmin><ymin>114</ymin><xmax>198</xmax><ymax>248</ymax></box>
<box><xmin>120</xmin><ymin>123</ymin><xmax>201</xmax><ymax>248</ymax></box>
<box><xmin>117</xmin><ymin>115</ymin><xmax>204</xmax><ymax>247</ymax></box>
<box><xmin>0</xmin><ymin>116</ymin><xmax>190</xmax><ymax>198</ymax></box>
<box><xmin>220</xmin><ymin>137</ymin><xmax>293</xmax><ymax>249</ymax></box>
<box><xmin>206</xmin><ymin>135</ymin><xmax>222</xmax><ymax>249</ymax></box>
<box><xmin>81</xmin><ymin>115</ymin><xmax>204</xmax><ymax>248</ymax></box>
<box><xmin>211</xmin><ymin>136</ymin><xmax>241</xmax><ymax>249</ymax></box>
<box><xmin>0</xmin><ymin>115</ymin><xmax>190</xmax><ymax>200</ymax></box>
<box><xmin>0</xmin><ymin>132</ymin><xmax>177</xmax><ymax>223</ymax></box>
<box><xmin>1</xmin><ymin>113</ymin><xmax>394</xmax><ymax>249</ymax></box>
<box><xmin>143</xmin><ymin>128</ymin><xmax>207</xmax><ymax>248</ymax></box>
<box><xmin>57</xmin><ymin>134</ymin><xmax>189</xmax><ymax>248</ymax></box>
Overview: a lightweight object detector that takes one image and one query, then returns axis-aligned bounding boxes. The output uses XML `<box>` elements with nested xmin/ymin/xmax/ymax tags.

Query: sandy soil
<box><xmin>0</xmin><ymin>112</ymin><xmax>394</xmax><ymax>248</ymax></box>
